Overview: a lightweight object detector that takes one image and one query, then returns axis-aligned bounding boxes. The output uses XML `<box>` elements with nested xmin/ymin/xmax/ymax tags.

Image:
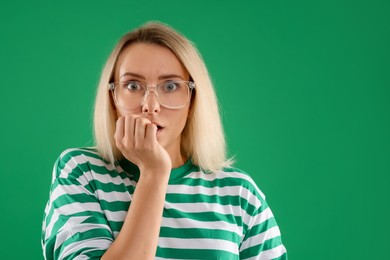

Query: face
<box><xmin>113</xmin><ymin>43</ymin><xmax>191</xmax><ymax>159</ymax></box>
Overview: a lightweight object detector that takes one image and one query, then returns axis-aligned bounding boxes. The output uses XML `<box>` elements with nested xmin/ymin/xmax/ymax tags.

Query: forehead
<box><xmin>115</xmin><ymin>43</ymin><xmax>189</xmax><ymax>80</ymax></box>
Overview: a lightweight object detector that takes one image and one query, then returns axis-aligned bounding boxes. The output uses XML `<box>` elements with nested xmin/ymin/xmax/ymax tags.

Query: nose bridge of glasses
<box><xmin>142</xmin><ymin>85</ymin><xmax>160</xmax><ymax>105</ymax></box>
<box><xmin>145</xmin><ymin>84</ymin><xmax>158</xmax><ymax>92</ymax></box>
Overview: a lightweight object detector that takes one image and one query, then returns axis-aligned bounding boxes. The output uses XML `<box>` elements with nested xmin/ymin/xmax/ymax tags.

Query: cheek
<box><xmin>116</xmin><ymin>107</ymin><xmax>141</xmax><ymax>117</ymax></box>
<box><xmin>165</xmin><ymin>108</ymin><xmax>189</xmax><ymax>134</ymax></box>
<box><xmin>175</xmin><ymin>109</ymin><xmax>190</xmax><ymax>131</ymax></box>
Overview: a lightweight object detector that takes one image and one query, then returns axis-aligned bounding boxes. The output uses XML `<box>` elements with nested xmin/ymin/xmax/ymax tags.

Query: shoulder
<box><xmin>219</xmin><ymin>166</ymin><xmax>266</xmax><ymax>200</ymax></box>
<box><xmin>188</xmin><ymin>165</ymin><xmax>266</xmax><ymax>202</ymax></box>
<box><xmin>57</xmin><ymin>147</ymin><xmax>106</xmax><ymax>164</ymax></box>
<box><xmin>53</xmin><ymin>147</ymin><xmax>115</xmax><ymax>181</ymax></box>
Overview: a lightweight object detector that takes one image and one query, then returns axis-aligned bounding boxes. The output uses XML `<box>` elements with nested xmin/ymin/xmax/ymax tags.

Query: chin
<box><xmin>160</xmin><ymin>136</ymin><xmax>181</xmax><ymax>153</ymax></box>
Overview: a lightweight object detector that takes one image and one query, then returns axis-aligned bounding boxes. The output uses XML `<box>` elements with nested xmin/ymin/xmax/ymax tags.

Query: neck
<box><xmin>166</xmin><ymin>145</ymin><xmax>186</xmax><ymax>168</ymax></box>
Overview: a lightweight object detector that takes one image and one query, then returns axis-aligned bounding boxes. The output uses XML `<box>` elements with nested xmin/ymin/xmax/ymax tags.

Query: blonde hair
<box><xmin>93</xmin><ymin>21</ymin><xmax>231</xmax><ymax>172</ymax></box>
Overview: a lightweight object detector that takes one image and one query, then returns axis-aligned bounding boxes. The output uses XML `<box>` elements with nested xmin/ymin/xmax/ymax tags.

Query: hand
<box><xmin>114</xmin><ymin>115</ymin><xmax>172</xmax><ymax>176</ymax></box>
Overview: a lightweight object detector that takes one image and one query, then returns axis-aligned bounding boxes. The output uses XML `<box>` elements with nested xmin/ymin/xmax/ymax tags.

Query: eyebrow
<box><xmin>120</xmin><ymin>72</ymin><xmax>184</xmax><ymax>80</ymax></box>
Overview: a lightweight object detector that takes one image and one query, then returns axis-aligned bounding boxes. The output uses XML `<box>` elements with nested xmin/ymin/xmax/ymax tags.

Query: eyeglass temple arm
<box><xmin>108</xmin><ymin>83</ymin><xmax>115</xmax><ymax>90</ymax></box>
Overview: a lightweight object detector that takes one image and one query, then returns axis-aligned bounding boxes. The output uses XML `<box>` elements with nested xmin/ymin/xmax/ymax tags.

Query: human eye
<box><xmin>123</xmin><ymin>81</ymin><xmax>142</xmax><ymax>92</ymax></box>
<box><xmin>161</xmin><ymin>81</ymin><xmax>180</xmax><ymax>93</ymax></box>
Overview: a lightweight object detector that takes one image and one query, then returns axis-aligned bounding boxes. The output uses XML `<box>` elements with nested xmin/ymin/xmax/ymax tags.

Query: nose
<box><xmin>142</xmin><ymin>91</ymin><xmax>161</xmax><ymax>114</ymax></box>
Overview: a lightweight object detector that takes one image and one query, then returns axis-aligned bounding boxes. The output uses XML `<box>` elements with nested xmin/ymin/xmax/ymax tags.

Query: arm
<box><xmin>238</xmin><ymin>179</ymin><xmax>287</xmax><ymax>260</ymax></box>
<box><xmin>102</xmin><ymin>115</ymin><xmax>171</xmax><ymax>260</ymax></box>
<box><xmin>101</xmin><ymin>171</ymin><xmax>169</xmax><ymax>259</ymax></box>
<box><xmin>42</xmin><ymin>150</ymin><xmax>114</xmax><ymax>260</ymax></box>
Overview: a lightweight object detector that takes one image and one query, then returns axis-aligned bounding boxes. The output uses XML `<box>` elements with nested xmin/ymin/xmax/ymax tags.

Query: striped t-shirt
<box><xmin>42</xmin><ymin>148</ymin><xmax>287</xmax><ymax>259</ymax></box>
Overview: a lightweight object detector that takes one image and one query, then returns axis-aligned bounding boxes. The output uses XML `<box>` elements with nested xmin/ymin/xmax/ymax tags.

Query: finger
<box><xmin>145</xmin><ymin>123</ymin><xmax>158</xmax><ymax>145</ymax></box>
<box><xmin>115</xmin><ymin>117</ymin><xmax>125</xmax><ymax>148</ymax></box>
<box><xmin>124</xmin><ymin>115</ymin><xmax>138</xmax><ymax>146</ymax></box>
<box><xmin>135</xmin><ymin>117</ymin><xmax>151</xmax><ymax>147</ymax></box>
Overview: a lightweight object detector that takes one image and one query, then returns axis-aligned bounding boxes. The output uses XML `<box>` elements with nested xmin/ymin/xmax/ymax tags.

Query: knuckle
<box><xmin>138</xmin><ymin>117</ymin><xmax>147</xmax><ymax>125</ymax></box>
<box><xmin>129</xmin><ymin>114</ymin><xmax>139</xmax><ymax>122</ymax></box>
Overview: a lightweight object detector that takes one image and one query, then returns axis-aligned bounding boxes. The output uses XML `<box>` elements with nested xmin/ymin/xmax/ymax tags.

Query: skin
<box><xmin>102</xmin><ymin>43</ymin><xmax>191</xmax><ymax>260</ymax></box>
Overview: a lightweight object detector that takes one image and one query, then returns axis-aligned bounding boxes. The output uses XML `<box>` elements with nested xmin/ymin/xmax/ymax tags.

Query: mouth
<box><xmin>154</xmin><ymin>124</ymin><xmax>164</xmax><ymax>135</ymax></box>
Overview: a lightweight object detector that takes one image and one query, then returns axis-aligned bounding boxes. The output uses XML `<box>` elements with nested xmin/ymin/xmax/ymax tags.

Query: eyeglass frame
<box><xmin>108</xmin><ymin>80</ymin><xmax>196</xmax><ymax>110</ymax></box>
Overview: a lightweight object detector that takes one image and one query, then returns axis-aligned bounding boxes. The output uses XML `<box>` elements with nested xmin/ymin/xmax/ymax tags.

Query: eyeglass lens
<box><xmin>113</xmin><ymin>81</ymin><xmax>192</xmax><ymax>109</ymax></box>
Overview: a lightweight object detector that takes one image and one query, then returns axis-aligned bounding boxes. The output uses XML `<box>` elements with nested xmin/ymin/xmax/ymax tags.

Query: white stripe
<box><xmin>59</xmin><ymin>238</ymin><xmax>112</xmax><ymax>259</ymax></box>
<box><xmin>158</xmin><ymin>237</ymin><xmax>239</xmax><ymax>255</ymax></box>
<box><xmin>102</xmin><ymin>209</ymin><xmax>127</xmax><ymax>222</ymax></box>
<box><xmin>88</xmin><ymin>169</ymin><xmax>134</xmax><ymax>186</ymax></box>
<box><xmin>95</xmin><ymin>189</ymin><xmax>131</xmax><ymax>203</ymax></box>
<box><xmin>49</xmin><ymin>184</ymin><xmax>90</xmax><ymax>204</ymax></box>
<box><xmin>55</xmin><ymin>221</ymin><xmax>112</xmax><ymax>251</ymax></box>
<box><xmin>59</xmin><ymin>148</ymin><xmax>100</xmax><ymax>158</ymax></box>
<box><xmin>45</xmin><ymin>202</ymin><xmax>102</xmax><ymax>240</ymax></box>
<box><xmin>44</xmin><ymin>184</ymin><xmax>92</xmax><ymax>225</ymax></box>
<box><xmin>51</xmin><ymin>161</ymin><xmax>58</xmax><ymax>183</ymax></box>
<box><xmin>161</xmin><ymin>217</ymin><xmax>242</xmax><ymax>237</ymax></box>
<box><xmin>59</xmin><ymin>148</ymin><xmax>100</xmax><ymax>163</ymax></box>
<box><xmin>167</xmin><ymin>184</ymin><xmax>262</xmax><ymax>209</ymax></box>
<box><xmin>58</xmin><ymin>159</ymin><xmax>77</xmax><ymax>179</ymax></box>
<box><xmin>47</xmin><ymin>164</ymin><xmax>133</xmax><ymax>221</ymax></box>
<box><xmin>245</xmin><ymin>244</ymin><xmax>287</xmax><ymax>260</ymax></box>
<box><xmin>58</xmin><ymin>152</ymin><xmax>116</xmax><ymax>179</ymax></box>
<box><xmin>186</xmin><ymin>170</ymin><xmax>266</xmax><ymax>200</ymax></box>
<box><xmin>250</xmin><ymin>207</ymin><xmax>274</xmax><ymax>228</ymax></box>
<box><xmin>47</xmin><ymin>173</ymin><xmax>133</xmax><ymax>212</ymax></box>
<box><xmin>56</xmin><ymin>152</ymin><xmax>136</xmax><ymax>194</ymax></box>
<box><xmin>57</xmin><ymin>216</ymin><xmax>90</xmax><ymax>234</ymax></box>
<box><xmin>165</xmin><ymin>202</ymin><xmax>253</xmax><ymax>227</ymax></box>
<box><xmin>240</xmin><ymin>226</ymin><xmax>281</xmax><ymax>251</ymax></box>
<box><xmin>112</xmin><ymin>231</ymin><xmax>119</xmax><ymax>238</ymax></box>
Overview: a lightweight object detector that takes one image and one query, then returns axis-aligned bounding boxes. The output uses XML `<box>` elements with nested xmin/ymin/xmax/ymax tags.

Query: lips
<box><xmin>153</xmin><ymin>123</ymin><xmax>164</xmax><ymax>135</ymax></box>
<box><xmin>152</xmin><ymin>122</ymin><xmax>162</xmax><ymax>129</ymax></box>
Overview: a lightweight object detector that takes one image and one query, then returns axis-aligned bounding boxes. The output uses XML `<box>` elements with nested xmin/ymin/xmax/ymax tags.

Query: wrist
<box><xmin>138</xmin><ymin>161</ymin><xmax>171</xmax><ymax>176</ymax></box>
<box><xmin>139</xmin><ymin>168</ymin><xmax>170</xmax><ymax>183</ymax></box>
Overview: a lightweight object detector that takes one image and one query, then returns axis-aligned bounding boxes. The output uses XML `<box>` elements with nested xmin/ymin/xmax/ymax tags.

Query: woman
<box><xmin>42</xmin><ymin>21</ymin><xmax>287</xmax><ymax>260</ymax></box>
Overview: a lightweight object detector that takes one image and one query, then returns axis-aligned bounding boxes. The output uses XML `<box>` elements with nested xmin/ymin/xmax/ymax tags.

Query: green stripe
<box><xmin>244</xmin><ymin>217</ymin><xmax>278</xmax><ymax>239</ymax></box>
<box><xmin>55</xmin><ymin>160</ymin><xmax>123</xmax><ymax>181</ymax></box>
<box><xmin>45</xmin><ymin>193</ymin><xmax>98</xmax><ymax>224</ymax></box>
<box><xmin>54</xmin><ymin>193</ymin><xmax>97</xmax><ymax>206</ymax></box>
<box><xmin>51</xmin><ymin>177</ymin><xmax>133</xmax><ymax>194</ymax></box>
<box><xmin>99</xmin><ymin>199</ymin><xmax>130</xmax><ymax>212</ymax></box>
<box><xmin>63</xmin><ymin>248</ymin><xmax>106</xmax><ymax>260</ymax></box>
<box><xmin>47</xmin><ymin>211</ymin><xmax>108</xmax><ymax>241</ymax></box>
<box><xmin>240</xmin><ymin>236</ymin><xmax>283</xmax><ymax>258</ymax></box>
<box><xmin>107</xmin><ymin>220</ymin><xmax>124</xmax><ymax>232</ymax></box>
<box><xmin>45</xmin><ymin>192</ymin><xmax>99</xmax><ymax>228</ymax></box>
<box><xmin>42</xmin><ymin>148</ymin><xmax>287</xmax><ymax>259</ymax></box>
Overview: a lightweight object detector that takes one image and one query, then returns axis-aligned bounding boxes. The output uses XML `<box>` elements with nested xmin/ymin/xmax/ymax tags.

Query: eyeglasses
<box><xmin>109</xmin><ymin>80</ymin><xmax>195</xmax><ymax>110</ymax></box>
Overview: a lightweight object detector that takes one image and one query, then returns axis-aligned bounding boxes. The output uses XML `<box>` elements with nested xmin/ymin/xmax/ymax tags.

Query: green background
<box><xmin>0</xmin><ymin>0</ymin><xmax>389</xmax><ymax>259</ymax></box>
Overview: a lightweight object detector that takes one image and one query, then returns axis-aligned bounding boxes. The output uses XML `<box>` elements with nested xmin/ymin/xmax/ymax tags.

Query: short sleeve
<box><xmin>41</xmin><ymin>151</ymin><xmax>114</xmax><ymax>260</ymax></box>
<box><xmin>238</xmin><ymin>180</ymin><xmax>287</xmax><ymax>259</ymax></box>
